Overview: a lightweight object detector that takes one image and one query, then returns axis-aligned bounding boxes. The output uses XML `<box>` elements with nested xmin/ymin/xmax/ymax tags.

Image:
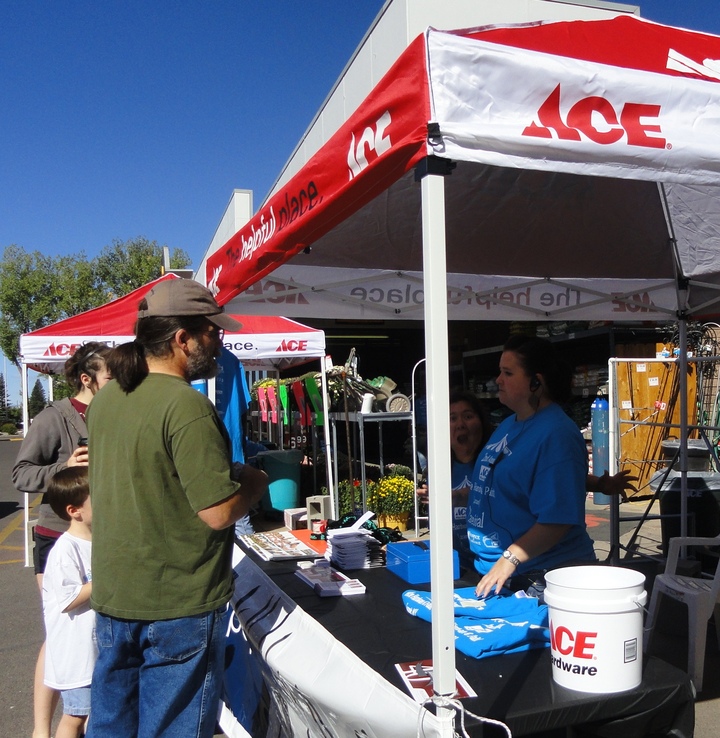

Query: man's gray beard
<box><xmin>187</xmin><ymin>343</ymin><xmax>220</xmax><ymax>381</ymax></box>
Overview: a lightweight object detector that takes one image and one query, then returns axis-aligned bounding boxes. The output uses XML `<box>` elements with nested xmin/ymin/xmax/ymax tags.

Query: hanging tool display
<box><xmin>291</xmin><ymin>381</ymin><xmax>313</xmax><ymax>428</ymax></box>
<box><xmin>278</xmin><ymin>384</ymin><xmax>290</xmax><ymax>427</ymax></box>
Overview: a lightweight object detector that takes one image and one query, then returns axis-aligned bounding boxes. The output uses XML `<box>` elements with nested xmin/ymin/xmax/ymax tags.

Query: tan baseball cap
<box><xmin>138</xmin><ymin>279</ymin><xmax>242</xmax><ymax>332</ymax></box>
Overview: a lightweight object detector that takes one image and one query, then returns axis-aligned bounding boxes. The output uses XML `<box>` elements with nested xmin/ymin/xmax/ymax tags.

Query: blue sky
<box><xmin>2</xmin><ymin>0</ymin><xmax>720</xmax><ymax>403</ymax></box>
<box><xmin>0</xmin><ymin>1</ymin><xmax>384</xmax><ymax>264</ymax></box>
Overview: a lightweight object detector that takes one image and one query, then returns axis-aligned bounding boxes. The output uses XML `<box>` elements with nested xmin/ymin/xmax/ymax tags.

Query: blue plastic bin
<box><xmin>257</xmin><ymin>450</ymin><xmax>304</xmax><ymax>513</ymax></box>
<box><xmin>386</xmin><ymin>540</ymin><xmax>460</xmax><ymax>584</ymax></box>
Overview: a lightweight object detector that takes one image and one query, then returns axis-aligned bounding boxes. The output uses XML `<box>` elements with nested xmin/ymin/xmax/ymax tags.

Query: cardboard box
<box><xmin>284</xmin><ymin>507</ymin><xmax>308</xmax><ymax>530</ymax></box>
<box><xmin>386</xmin><ymin>540</ymin><xmax>460</xmax><ymax>584</ymax></box>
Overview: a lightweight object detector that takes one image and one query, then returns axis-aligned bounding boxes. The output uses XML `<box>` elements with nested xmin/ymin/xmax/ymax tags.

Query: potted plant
<box><xmin>369</xmin><ymin>467</ymin><xmax>415</xmax><ymax>531</ymax></box>
<box><xmin>321</xmin><ymin>478</ymin><xmax>379</xmax><ymax>518</ymax></box>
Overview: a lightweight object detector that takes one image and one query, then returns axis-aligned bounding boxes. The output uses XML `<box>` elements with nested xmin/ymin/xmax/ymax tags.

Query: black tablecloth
<box><xmin>246</xmin><ymin>553</ymin><xmax>694</xmax><ymax>737</ymax></box>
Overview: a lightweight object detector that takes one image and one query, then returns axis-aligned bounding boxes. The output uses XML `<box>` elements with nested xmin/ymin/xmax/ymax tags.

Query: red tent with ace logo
<box><xmin>200</xmin><ymin>14</ymin><xmax>720</xmax><ymax>715</ymax></box>
<box><xmin>207</xmin><ymin>16</ymin><xmax>720</xmax><ymax>323</ymax></box>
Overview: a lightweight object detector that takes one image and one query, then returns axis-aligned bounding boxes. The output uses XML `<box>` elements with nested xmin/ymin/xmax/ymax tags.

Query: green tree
<box><xmin>0</xmin><ymin>245</ymin><xmax>106</xmax><ymax>366</ymax></box>
<box><xmin>28</xmin><ymin>378</ymin><xmax>47</xmax><ymax>419</ymax></box>
<box><xmin>50</xmin><ymin>375</ymin><xmax>74</xmax><ymax>402</ymax></box>
<box><xmin>95</xmin><ymin>237</ymin><xmax>190</xmax><ymax>297</ymax></box>
<box><xmin>0</xmin><ymin>375</ymin><xmax>20</xmax><ymax>431</ymax></box>
<box><xmin>4</xmin><ymin>403</ymin><xmax>21</xmax><ymax>428</ymax></box>
<box><xmin>0</xmin><ymin>238</ymin><xmax>191</xmax><ymax>367</ymax></box>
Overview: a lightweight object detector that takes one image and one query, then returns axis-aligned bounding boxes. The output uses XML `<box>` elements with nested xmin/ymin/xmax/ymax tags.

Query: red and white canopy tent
<box><xmin>18</xmin><ymin>273</ymin><xmax>330</xmax><ymax>564</ymax></box>
<box><xmin>19</xmin><ymin>274</ymin><xmax>326</xmax><ymax>380</ymax></box>
<box><xmin>202</xmin><ymin>15</ymin><xmax>720</xmax><ymax>730</ymax></box>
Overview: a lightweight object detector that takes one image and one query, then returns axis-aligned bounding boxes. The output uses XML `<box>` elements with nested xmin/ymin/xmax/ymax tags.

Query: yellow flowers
<box><xmin>326</xmin><ymin>468</ymin><xmax>415</xmax><ymax>517</ymax></box>
<box><xmin>368</xmin><ymin>473</ymin><xmax>415</xmax><ymax>515</ymax></box>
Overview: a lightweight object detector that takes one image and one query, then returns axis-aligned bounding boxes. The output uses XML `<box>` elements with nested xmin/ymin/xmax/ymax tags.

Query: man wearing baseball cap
<box><xmin>85</xmin><ymin>278</ymin><xmax>268</xmax><ymax>737</ymax></box>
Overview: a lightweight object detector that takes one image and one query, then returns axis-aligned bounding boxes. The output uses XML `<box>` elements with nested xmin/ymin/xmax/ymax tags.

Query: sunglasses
<box><xmin>199</xmin><ymin>327</ymin><xmax>224</xmax><ymax>341</ymax></box>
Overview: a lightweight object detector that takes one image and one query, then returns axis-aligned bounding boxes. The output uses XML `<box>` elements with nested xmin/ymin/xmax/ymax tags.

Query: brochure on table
<box><xmin>238</xmin><ymin>530</ymin><xmax>318</xmax><ymax>561</ymax></box>
<box><xmin>295</xmin><ymin>560</ymin><xmax>366</xmax><ymax>597</ymax></box>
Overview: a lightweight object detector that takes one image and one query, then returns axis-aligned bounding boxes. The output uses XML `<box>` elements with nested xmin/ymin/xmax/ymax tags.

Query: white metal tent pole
<box><xmin>678</xmin><ymin>316</ymin><xmax>689</xmax><ymax>539</ymax></box>
<box><xmin>420</xmin><ymin>164</ymin><xmax>455</xmax><ymax>735</ymax></box>
<box><xmin>411</xmin><ymin>358</ymin><xmax>427</xmax><ymax>528</ymax></box>
<box><xmin>21</xmin><ymin>362</ymin><xmax>29</xmax><ymax>438</ymax></box>
<box><xmin>320</xmin><ymin>356</ymin><xmax>336</xmax><ymax>517</ymax></box>
<box><xmin>661</xmin><ymin>181</ymin><xmax>689</xmax><ymax>543</ymax></box>
<box><xmin>276</xmin><ymin>375</ymin><xmax>283</xmax><ymax>448</ymax></box>
<box><xmin>608</xmin><ymin>358</ymin><xmax>620</xmax><ymax>565</ymax></box>
<box><xmin>22</xmin><ymin>362</ymin><xmax>31</xmax><ymax>567</ymax></box>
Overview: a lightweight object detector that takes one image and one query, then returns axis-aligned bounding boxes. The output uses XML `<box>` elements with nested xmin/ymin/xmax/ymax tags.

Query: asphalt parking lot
<box><xmin>0</xmin><ymin>437</ymin><xmax>46</xmax><ymax>736</ymax></box>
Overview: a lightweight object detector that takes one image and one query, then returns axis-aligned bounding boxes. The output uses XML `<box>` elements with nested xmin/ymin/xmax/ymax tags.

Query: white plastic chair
<box><xmin>644</xmin><ymin>534</ymin><xmax>720</xmax><ymax>692</ymax></box>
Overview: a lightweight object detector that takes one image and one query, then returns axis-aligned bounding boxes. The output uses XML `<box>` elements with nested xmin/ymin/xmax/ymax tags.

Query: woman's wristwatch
<box><xmin>502</xmin><ymin>549</ymin><xmax>521</xmax><ymax>567</ymax></box>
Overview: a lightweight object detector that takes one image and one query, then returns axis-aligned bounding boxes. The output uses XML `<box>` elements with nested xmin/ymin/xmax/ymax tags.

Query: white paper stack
<box><xmin>325</xmin><ymin>527</ymin><xmax>384</xmax><ymax>570</ymax></box>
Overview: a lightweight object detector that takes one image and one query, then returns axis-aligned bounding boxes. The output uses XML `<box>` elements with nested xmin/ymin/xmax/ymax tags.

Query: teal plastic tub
<box><xmin>257</xmin><ymin>450</ymin><xmax>304</xmax><ymax>512</ymax></box>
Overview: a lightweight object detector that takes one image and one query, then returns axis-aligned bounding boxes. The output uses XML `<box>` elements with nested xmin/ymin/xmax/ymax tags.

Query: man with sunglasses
<box><xmin>85</xmin><ymin>279</ymin><xmax>268</xmax><ymax>738</ymax></box>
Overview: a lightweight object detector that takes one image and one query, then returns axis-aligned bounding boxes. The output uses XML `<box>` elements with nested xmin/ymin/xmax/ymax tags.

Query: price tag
<box><xmin>288</xmin><ymin>435</ymin><xmax>308</xmax><ymax>449</ymax></box>
<box><xmin>622</xmin><ymin>400</ymin><xmax>632</xmax><ymax>409</ymax></box>
<box><xmin>648</xmin><ymin>376</ymin><xmax>659</xmax><ymax>386</ymax></box>
<box><xmin>636</xmin><ymin>363</ymin><xmax>647</xmax><ymax>373</ymax></box>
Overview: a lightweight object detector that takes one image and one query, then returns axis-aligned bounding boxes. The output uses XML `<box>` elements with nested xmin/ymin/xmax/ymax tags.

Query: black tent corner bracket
<box><xmin>414</xmin><ymin>154</ymin><xmax>456</xmax><ymax>181</ymax></box>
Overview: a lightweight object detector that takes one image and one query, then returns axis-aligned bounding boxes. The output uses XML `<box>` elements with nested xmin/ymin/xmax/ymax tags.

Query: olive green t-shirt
<box><xmin>87</xmin><ymin>373</ymin><xmax>240</xmax><ymax>620</ymax></box>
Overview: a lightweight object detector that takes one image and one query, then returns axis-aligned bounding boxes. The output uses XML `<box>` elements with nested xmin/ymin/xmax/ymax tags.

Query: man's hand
<box><xmin>231</xmin><ymin>463</ymin><xmax>268</xmax><ymax>506</ymax></box>
<box><xmin>198</xmin><ymin>464</ymin><xmax>269</xmax><ymax>530</ymax></box>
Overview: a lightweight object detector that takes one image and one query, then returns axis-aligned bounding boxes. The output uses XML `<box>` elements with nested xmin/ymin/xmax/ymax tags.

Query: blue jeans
<box><xmin>86</xmin><ymin>607</ymin><xmax>229</xmax><ymax>738</ymax></box>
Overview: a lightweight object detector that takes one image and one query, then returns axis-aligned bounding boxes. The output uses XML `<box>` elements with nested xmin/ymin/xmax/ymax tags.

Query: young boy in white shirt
<box><xmin>41</xmin><ymin>466</ymin><xmax>95</xmax><ymax>738</ymax></box>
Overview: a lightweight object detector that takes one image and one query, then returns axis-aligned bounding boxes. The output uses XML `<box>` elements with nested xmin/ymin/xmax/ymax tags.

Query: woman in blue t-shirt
<box><xmin>468</xmin><ymin>335</ymin><xmax>597</xmax><ymax>598</ymax></box>
<box><xmin>419</xmin><ymin>381</ymin><xmax>634</xmax><ymax>576</ymax></box>
<box><xmin>416</xmin><ymin>389</ymin><xmax>492</xmax><ymax>566</ymax></box>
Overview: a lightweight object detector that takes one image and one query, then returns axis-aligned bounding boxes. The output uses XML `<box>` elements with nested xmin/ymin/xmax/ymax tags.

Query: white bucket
<box><xmin>543</xmin><ymin>566</ymin><xmax>647</xmax><ymax>694</ymax></box>
<box><xmin>361</xmin><ymin>393</ymin><xmax>375</xmax><ymax>414</ymax></box>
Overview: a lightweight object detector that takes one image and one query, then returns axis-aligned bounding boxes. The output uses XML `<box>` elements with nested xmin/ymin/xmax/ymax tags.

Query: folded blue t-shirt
<box><xmin>402</xmin><ymin>587</ymin><xmax>549</xmax><ymax>659</ymax></box>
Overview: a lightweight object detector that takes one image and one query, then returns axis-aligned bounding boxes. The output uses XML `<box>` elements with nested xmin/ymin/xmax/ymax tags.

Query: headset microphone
<box><xmin>530</xmin><ymin>376</ymin><xmax>541</xmax><ymax>391</ymax></box>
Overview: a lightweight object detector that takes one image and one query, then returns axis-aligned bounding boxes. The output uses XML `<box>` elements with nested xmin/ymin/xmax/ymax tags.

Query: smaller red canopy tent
<box><xmin>19</xmin><ymin>273</ymin><xmax>326</xmax><ymax>375</ymax></box>
<box><xmin>18</xmin><ymin>274</ymin><xmax>330</xmax><ymax>566</ymax></box>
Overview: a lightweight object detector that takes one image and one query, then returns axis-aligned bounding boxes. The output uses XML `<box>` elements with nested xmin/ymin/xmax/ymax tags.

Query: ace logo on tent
<box><xmin>522</xmin><ymin>84</ymin><xmax>667</xmax><ymax>149</ymax></box>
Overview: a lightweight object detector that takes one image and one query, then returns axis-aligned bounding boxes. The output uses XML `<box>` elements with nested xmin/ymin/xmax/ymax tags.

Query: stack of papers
<box><xmin>295</xmin><ymin>560</ymin><xmax>366</xmax><ymax>597</ymax></box>
<box><xmin>325</xmin><ymin>528</ymin><xmax>384</xmax><ymax>570</ymax></box>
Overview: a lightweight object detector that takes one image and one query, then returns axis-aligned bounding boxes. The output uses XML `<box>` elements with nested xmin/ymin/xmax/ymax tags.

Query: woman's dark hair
<box><xmin>503</xmin><ymin>334</ymin><xmax>572</xmax><ymax>403</ymax></box>
<box><xmin>108</xmin><ymin>306</ymin><xmax>210</xmax><ymax>393</ymax></box>
<box><xmin>449</xmin><ymin>387</ymin><xmax>492</xmax><ymax>462</ymax></box>
<box><xmin>64</xmin><ymin>342</ymin><xmax>112</xmax><ymax>392</ymax></box>
<box><xmin>47</xmin><ymin>466</ymin><xmax>89</xmax><ymax>521</ymax></box>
